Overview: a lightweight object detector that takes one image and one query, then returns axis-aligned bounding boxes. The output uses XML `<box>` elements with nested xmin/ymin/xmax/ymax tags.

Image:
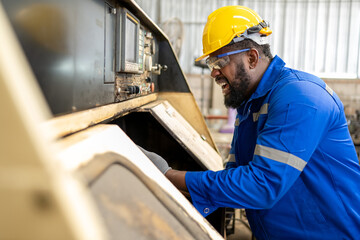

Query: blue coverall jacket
<box><xmin>185</xmin><ymin>56</ymin><xmax>360</xmax><ymax>239</ymax></box>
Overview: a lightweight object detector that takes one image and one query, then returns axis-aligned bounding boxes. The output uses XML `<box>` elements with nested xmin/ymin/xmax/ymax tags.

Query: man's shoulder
<box><xmin>277</xmin><ymin>68</ymin><xmax>322</xmax><ymax>84</ymax></box>
<box><xmin>268</xmin><ymin>69</ymin><xmax>343</xmax><ymax>113</ymax></box>
<box><xmin>273</xmin><ymin>68</ymin><xmax>327</xmax><ymax>94</ymax></box>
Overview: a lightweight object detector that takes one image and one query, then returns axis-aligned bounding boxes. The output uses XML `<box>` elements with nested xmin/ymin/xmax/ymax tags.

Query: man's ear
<box><xmin>248</xmin><ymin>48</ymin><xmax>259</xmax><ymax>69</ymax></box>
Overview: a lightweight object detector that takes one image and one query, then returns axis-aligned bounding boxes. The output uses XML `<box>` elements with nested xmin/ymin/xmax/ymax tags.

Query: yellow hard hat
<box><xmin>196</xmin><ymin>6</ymin><xmax>272</xmax><ymax>61</ymax></box>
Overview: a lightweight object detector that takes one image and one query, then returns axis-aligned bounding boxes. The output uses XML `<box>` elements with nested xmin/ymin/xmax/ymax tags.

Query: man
<box><xmin>140</xmin><ymin>5</ymin><xmax>360</xmax><ymax>239</ymax></box>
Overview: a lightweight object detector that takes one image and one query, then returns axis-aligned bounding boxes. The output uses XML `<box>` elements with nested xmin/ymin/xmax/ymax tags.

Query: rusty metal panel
<box><xmin>158</xmin><ymin>92</ymin><xmax>219</xmax><ymax>150</ymax></box>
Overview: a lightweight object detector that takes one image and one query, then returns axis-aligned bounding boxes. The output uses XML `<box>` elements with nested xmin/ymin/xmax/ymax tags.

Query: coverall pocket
<box><xmin>279</xmin><ymin>103</ymin><xmax>317</xmax><ymax>153</ymax></box>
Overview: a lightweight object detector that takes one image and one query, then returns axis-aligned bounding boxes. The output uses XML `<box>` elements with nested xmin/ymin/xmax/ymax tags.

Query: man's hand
<box><xmin>138</xmin><ymin>145</ymin><xmax>188</xmax><ymax>194</ymax></box>
<box><xmin>138</xmin><ymin>146</ymin><xmax>172</xmax><ymax>174</ymax></box>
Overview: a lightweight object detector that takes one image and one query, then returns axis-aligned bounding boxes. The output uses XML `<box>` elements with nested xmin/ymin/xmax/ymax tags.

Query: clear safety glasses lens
<box><xmin>206</xmin><ymin>48</ymin><xmax>250</xmax><ymax>71</ymax></box>
<box><xmin>206</xmin><ymin>56</ymin><xmax>230</xmax><ymax>71</ymax></box>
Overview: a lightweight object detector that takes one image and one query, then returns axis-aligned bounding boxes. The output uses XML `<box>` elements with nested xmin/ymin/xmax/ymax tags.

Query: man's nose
<box><xmin>211</xmin><ymin>68</ymin><xmax>221</xmax><ymax>78</ymax></box>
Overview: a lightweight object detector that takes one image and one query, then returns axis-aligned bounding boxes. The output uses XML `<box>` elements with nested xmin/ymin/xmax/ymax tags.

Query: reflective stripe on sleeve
<box><xmin>254</xmin><ymin>144</ymin><xmax>307</xmax><ymax>171</ymax></box>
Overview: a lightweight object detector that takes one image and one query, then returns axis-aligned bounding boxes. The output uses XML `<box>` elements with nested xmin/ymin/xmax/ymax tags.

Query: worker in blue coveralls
<box><xmin>139</xmin><ymin>5</ymin><xmax>360</xmax><ymax>239</ymax></box>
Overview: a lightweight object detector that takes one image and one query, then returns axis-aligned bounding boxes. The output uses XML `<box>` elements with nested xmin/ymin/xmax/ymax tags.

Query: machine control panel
<box><xmin>2</xmin><ymin>0</ymin><xmax>176</xmax><ymax>114</ymax></box>
<box><xmin>115</xmin><ymin>8</ymin><xmax>166</xmax><ymax>102</ymax></box>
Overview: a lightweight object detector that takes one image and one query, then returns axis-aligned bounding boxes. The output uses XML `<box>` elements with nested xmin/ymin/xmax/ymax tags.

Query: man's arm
<box><xmin>165</xmin><ymin>169</ymin><xmax>189</xmax><ymax>196</ymax></box>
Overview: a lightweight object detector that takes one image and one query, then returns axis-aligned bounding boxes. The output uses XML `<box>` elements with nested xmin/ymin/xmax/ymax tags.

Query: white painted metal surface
<box><xmin>56</xmin><ymin>124</ymin><xmax>224</xmax><ymax>240</ymax></box>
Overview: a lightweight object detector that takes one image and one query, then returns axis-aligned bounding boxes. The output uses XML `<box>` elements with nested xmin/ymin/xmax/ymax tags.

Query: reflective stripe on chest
<box><xmin>253</xmin><ymin>103</ymin><xmax>268</xmax><ymax>122</ymax></box>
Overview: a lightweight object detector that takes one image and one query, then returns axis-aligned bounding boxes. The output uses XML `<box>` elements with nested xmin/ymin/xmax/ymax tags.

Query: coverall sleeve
<box><xmin>224</xmin><ymin>136</ymin><xmax>237</xmax><ymax>169</ymax></box>
<box><xmin>185</xmin><ymin>81</ymin><xmax>337</xmax><ymax>217</ymax></box>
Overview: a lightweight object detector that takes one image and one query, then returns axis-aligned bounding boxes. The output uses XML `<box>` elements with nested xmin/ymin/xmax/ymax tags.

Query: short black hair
<box><xmin>225</xmin><ymin>39</ymin><xmax>273</xmax><ymax>60</ymax></box>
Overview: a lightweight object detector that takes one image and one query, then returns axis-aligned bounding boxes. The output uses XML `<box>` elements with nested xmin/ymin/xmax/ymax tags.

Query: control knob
<box><xmin>127</xmin><ymin>85</ymin><xmax>141</xmax><ymax>94</ymax></box>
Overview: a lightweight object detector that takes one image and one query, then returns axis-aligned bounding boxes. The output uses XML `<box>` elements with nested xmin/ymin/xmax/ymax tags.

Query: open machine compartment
<box><xmin>111</xmin><ymin>112</ymin><xmax>203</xmax><ymax>172</ymax></box>
<box><xmin>110</xmin><ymin>100</ymin><xmax>222</xmax><ymax>172</ymax></box>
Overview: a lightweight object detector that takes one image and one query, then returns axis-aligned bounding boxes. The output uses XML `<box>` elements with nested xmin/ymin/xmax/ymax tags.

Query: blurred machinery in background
<box><xmin>0</xmin><ymin>0</ymin><xmax>231</xmax><ymax>239</ymax></box>
<box><xmin>160</xmin><ymin>17</ymin><xmax>184</xmax><ymax>58</ymax></box>
<box><xmin>348</xmin><ymin>110</ymin><xmax>360</xmax><ymax>145</ymax></box>
<box><xmin>347</xmin><ymin>110</ymin><xmax>360</xmax><ymax>159</ymax></box>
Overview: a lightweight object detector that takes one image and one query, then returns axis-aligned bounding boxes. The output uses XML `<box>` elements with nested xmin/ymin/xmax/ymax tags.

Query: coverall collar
<box><xmin>248</xmin><ymin>55</ymin><xmax>285</xmax><ymax>101</ymax></box>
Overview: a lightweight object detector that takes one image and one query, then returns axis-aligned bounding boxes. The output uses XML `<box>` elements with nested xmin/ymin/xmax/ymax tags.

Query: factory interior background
<box><xmin>136</xmin><ymin>0</ymin><xmax>360</xmax><ymax>159</ymax></box>
<box><xmin>1</xmin><ymin>1</ymin><xmax>360</xmax><ymax>239</ymax></box>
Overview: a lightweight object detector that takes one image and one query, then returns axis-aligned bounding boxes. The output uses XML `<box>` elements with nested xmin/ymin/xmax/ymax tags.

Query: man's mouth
<box><xmin>217</xmin><ymin>80</ymin><xmax>230</xmax><ymax>96</ymax></box>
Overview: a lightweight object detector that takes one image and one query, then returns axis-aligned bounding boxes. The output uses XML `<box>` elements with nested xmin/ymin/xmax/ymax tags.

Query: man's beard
<box><xmin>224</xmin><ymin>63</ymin><xmax>250</xmax><ymax>108</ymax></box>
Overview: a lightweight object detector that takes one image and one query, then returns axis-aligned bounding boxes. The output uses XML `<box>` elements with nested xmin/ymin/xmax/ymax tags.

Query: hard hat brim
<box><xmin>195</xmin><ymin>54</ymin><xmax>209</xmax><ymax>62</ymax></box>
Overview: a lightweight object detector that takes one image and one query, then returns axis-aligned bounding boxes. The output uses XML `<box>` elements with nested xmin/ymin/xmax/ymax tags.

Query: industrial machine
<box><xmin>0</xmin><ymin>0</ymin><xmax>228</xmax><ymax>239</ymax></box>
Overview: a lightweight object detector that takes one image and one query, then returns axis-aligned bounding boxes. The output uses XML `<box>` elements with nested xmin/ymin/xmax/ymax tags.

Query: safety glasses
<box><xmin>206</xmin><ymin>48</ymin><xmax>250</xmax><ymax>71</ymax></box>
